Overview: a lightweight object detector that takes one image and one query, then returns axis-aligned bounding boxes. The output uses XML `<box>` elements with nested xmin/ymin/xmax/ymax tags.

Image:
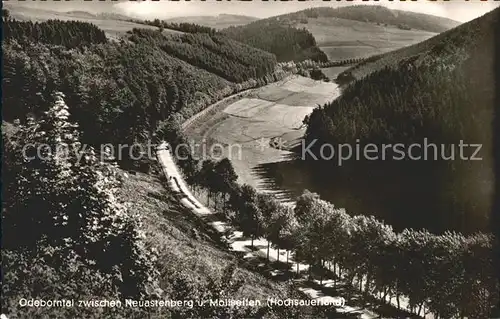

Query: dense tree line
<box><xmin>128</xmin><ymin>28</ymin><xmax>277</xmax><ymax>82</ymax></box>
<box><xmin>3</xmin><ymin>19</ymin><xmax>107</xmax><ymax>48</ymax></box>
<box><xmin>132</xmin><ymin>17</ymin><xmax>329</xmax><ymax>63</ymax></box>
<box><xmin>305</xmin><ymin>62</ymin><xmax>477</xmax><ymax>146</ymax></box>
<box><xmin>133</xmin><ymin>18</ymin><xmax>219</xmax><ymax>35</ymax></box>
<box><xmin>222</xmin><ymin>19</ymin><xmax>328</xmax><ymax>63</ymax></box>
<box><xmin>338</xmin><ymin>8</ymin><xmax>498</xmax><ymax>85</ymax></box>
<box><xmin>3</xmin><ymin>39</ymin><xmax>227</xmax><ymax>148</ymax></box>
<box><xmin>2</xmin><ymin>93</ymin><xmax>158</xmax><ymax>317</ymax></box>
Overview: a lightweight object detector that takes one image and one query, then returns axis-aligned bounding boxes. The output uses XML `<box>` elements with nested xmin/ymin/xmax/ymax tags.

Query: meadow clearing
<box><xmin>184</xmin><ymin>76</ymin><xmax>340</xmax><ymax>201</ymax></box>
<box><xmin>294</xmin><ymin>17</ymin><xmax>437</xmax><ymax>60</ymax></box>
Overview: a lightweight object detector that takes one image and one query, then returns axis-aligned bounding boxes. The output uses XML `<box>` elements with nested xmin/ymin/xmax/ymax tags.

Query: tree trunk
<box><xmin>251</xmin><ymin>235</ymin><xmax>254</xmax><ymax>248</ymax></box>
<box><xmin>267</xmin><ymin>241</ymin><xmax>270</xmax><ymax>261</ymax></box>
<box><xmin>223</xmin><ymin>194</ymin><xmax>227</xmax><ymax>212</ymax></box>
<box><xmin>333</xmin><ymin>263</ymin><xmax>337</xmax><ymax>287</ymax></box>
<box><xmin>320</xmin><ymin>262</ymin><xmax>323</xmax><ymax>285</ymax></box>
<box><xmin>365</xmin><ymin>272</ymin><xmax>371</xmax><ymax>294</ymax></box>
<box><xmin>396</xmin><ymin>292</ymin><xmax>400</xmax><ymax>310</ymax></box>
<box><xmin>286</xmin><ymin>251</ymin><xmax>289</xmax><ymax>266</ymax></box>
<box><xmin>382</xmin><ymin>288</ymin><xmax>388</xmax><ymax>303</ymax></box>
<box><xmin>277</xmin><ymin>248</ymin><xmax>280</xmax><ymax>262</ymax></box>
<box><xmin>297</xmin><ymin>262</ymin><xmax>299</xmax><ymax>275</ymax></box>
<box><xmin>417</xmin><ymin>303</ymin><xmax>423</xmax><ymax>316</ymax></box>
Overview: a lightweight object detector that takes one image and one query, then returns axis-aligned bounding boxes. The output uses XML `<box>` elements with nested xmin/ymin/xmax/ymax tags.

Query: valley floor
<box><xmin>184</xmin><ymin>75</ymin><xmax>340</xmax><ymax>203</ymax></box>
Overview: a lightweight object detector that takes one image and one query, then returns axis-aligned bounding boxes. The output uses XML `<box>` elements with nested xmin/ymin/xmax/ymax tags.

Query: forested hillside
<box><xmin>337</xmin><ymin>7</ymin><xmax>494</xmax><ymax>83</ymax></box>
<box><xmin>222</xmin><ymin>19</ymin><xmax>328</xmax><ymax>62</ymax></box>
<box><xmin>304</xmin><ymin>8</ymin><xmax>498</xmax><ymax>234</ymax></box>
<box><xmin>282</xmin><ymin>5</ymin><xmax>459</xmax><ymax>33</ymax></box>
<box><xmin>3</xmin><ymin>19</ymin><xmax>107</xmax><ymax>47</ymax></box>
<box><xmin>128</xmin><ymin>28</ymin><xmax>277</xmax><ymax>82</ymax></box>
<box><xmin>131</xmin><ymin>17</ymin><xmax>328</xmax><ymax>63</ymax></box>
<box><xmin>3</xmin><ymin>17</ymin><xmax>281</xmax><ymax>151</ymax></box>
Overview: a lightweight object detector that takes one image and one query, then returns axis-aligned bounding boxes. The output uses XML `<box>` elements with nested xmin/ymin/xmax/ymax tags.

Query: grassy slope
<box><xmin>118</xmin><ymin>170</ymin><xmax>288</xmax><ymax>300</ymax></box>
<box><xmin>254</xmin><ymin>5</ymin><xmax>458</xmax><ymax>62</ymax></box>
<box><xmin>166</xmin><ymin>14</ymin><xmax>259</xmax><ymax>29</ymax></box>
<box><xmin>338</xmin><ymin>8</ymin><xmax>496</xmax><ymax>83</ymax></box>
<box><xmin>295</xmin><ymin>17</ymin><xmax>437</xmax><ymax>61</ymax></box>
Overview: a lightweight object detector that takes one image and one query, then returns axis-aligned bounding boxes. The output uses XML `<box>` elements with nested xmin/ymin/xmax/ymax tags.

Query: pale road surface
<box><xmin>156</xmin><ymin>141</ymin><xmax>380</xmax><ymax>319</ymax></box>
<box><xmin>157</xmin><ymin>142</ymin><xmax>211</xmax><ymax>215</ymax></box>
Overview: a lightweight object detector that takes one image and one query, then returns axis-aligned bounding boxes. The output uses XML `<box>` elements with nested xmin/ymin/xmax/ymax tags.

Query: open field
<box><xmin>293</xmin><ymin>17</ymin><xmax>437</xmax><ymax>60</ymax></box>
<box><xmin>184</xmin><ymin>76</ymin><xmax>340</xmax><ymax>200</ymax></box>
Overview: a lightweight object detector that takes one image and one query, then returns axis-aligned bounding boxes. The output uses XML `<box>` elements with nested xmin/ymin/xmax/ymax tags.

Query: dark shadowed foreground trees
<box><xmin>3</xmin><ymin>93</ymin><xmax>328</xmax><ymax>319</ymax></box>
<box><xmin>2</xmin><ymin>93</ymin><xmax>159</xmax><ymax>316</ymax></box>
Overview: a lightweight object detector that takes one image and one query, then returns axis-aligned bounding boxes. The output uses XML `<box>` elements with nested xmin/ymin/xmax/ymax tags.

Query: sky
<box><xmin>5</xmin><ymin>0</ymin><xmax>499</xmax><ymax>23</ymax></box>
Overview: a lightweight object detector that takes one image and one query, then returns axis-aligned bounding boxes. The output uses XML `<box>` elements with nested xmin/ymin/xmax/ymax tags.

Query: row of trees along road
<box><xmin>164</xmin><ymin>125</ymin><xmax>499</xmax><ymax>319</ymax></box>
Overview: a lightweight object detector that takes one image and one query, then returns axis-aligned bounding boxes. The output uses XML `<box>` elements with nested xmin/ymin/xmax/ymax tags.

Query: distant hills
<box><xmin>267</xmin><ymin>5</ymin><xmax>460</xmax><ymax>61</ymax></box>
<box><xmin>166</xmin><ymin>14</ymin><xmax>259</xmax><ymax>29</ymax></box>
<box><xmin>4</xmin><ymin>3</ymin><xmax>462</xmax><ymax>63</ymax></box>
<box><xmin>281</xmin><ymin>6</ymin><xmax>459</xmax><ymax>33</ymax></box>
<box><xmin>64</xmin><ymin>11</ymin><xmax>98</xmax><ymax>19</ymax></box>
